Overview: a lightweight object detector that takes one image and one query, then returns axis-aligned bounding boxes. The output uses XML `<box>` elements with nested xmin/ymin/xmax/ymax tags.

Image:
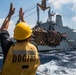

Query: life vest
<box><xmin>2</xmin><ymin>41</ymin><xmax>40</xmax><ymax>75</ymax></box>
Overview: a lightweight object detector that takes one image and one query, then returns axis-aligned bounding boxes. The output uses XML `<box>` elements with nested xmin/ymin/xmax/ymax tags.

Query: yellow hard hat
<box><xmin>14</xmin><ymin>22</ymin><xmax>32</xmax><ymax>40</ymax></box>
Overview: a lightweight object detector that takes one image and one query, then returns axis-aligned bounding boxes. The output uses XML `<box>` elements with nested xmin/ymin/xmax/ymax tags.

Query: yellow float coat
<box><xmin>2</xmin><ymin>42</ymin><xmax>40</xmax><ymax>75</ymax></box>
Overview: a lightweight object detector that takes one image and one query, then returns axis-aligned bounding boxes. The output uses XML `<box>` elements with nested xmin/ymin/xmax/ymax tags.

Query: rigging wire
<box><xmin>10</xmin><ymin>0</ymin><xmax>60</xmax><ymax>29</ymax></box>
<box><xmin>63</xmin><ymin>38</ymin><xmax>76</xmax><ymax>47</ymax></box>
<box><xmin>13</xmin><ymin>0</ymin><xmax>76</xmax><ymax>61</ymax></box>
<box><xmin>11</xmin><ymin>0</ymin><xmax>41</xmax><ymax>19</ymax></box>
<box><xmin>14</xmin><ymin>11</ymin><xmax>37</xmax><ymax>25</ymax></box>
<box><xmin>11</xmin><ymin>0</ymin><xmax>58</xmax><ymax>20</ymax></box>
<box><xmin>25</xmin><ymin>0</ymin><xmax>59</xmax><ymax>18</ymax></box>
<box><xmin>11</xmin><ymin>5</ymin><xmax>36</xmax><ymax>19</ymax></box>
<box><xmin>24</xmin><ymin>11</ymin><xmax>37</xmax><ymax>18</ymax></box>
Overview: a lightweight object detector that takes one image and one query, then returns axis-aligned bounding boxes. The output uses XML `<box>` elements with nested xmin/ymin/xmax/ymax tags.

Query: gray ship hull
<box><xmin>38</xmin><ymin>40</ymin><xmax>76</xmax><ymax>52</ymax></box>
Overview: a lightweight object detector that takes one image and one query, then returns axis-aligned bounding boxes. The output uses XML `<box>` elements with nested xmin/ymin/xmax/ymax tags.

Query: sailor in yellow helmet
<box><xmin>0</xmin><ymin>3</ymin><xmax>40</xmax><ymax>75</ymax></box>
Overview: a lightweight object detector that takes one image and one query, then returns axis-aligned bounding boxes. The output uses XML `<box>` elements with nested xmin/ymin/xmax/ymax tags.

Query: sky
<box><xmin>0</xmin><ymin>0</ymin><xmax>76</xmax><ymax>37</ymax></box>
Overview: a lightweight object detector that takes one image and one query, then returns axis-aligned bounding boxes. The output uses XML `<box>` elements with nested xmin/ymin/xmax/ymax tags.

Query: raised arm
<box><xmin>0</xmin><ymin>3</ymin><xmax>15</xmax><ymax>31</ymax></box>
<box><xmin>19</xmin><ymin>8</ymin><xmax>25</xmax><ymax>22</ymax></box>
<box><xmin>15</xmin><ymin>8</ymin><xmax>25</xmax><ymax>25</ymax></box>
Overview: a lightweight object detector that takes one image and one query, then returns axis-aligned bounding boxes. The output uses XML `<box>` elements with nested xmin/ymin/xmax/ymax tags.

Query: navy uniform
<box><xmin>0</xmin><ymin>22</ymin><xmax>40</xmax><ymax>75</ymax></box>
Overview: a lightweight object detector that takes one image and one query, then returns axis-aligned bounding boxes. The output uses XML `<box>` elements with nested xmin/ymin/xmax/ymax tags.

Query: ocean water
<box><xmin>36</xmin><ymin>49</ymin><xmax>76</xmax><ymax>75</ymax></box>
<box><xmin>0</xmin><ymin>49</ymin><xmax>76</xmax><ymax>75</ymax></box>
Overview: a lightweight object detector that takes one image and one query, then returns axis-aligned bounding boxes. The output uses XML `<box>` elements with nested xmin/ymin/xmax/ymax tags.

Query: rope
<box><xmin>11</xmin><ymin>0</ymin><xmax>40</xmax><ymax>19</ymax></box>
<box><xmin>63</xmin><ymin>38</ymin><xmax>76</xmax><ymax>47</ymax></box>
<box><xmin>37</xmin><ymin>69</ymin><xmax>51</xmax><ymax>75</ymax></box>
<box><xmin>24</xmin><ymin>11</ymin><xmax>37</xmax><ymax>18</ymax></box>
<box><xmin>11</xmin><ymin>0</ymin><xmax>58</xmax><ymax>20</ymax></box>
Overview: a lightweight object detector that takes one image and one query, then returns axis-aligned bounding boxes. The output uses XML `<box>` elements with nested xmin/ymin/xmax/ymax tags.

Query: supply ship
<box><xmin>0</xmin><ymin>0</ymin><xmax>76</xmax><ymax>53</ymax></box>
<box><xmin>0</xmin><ymin>0</ymin><xmax>76</xmax><ymax>75</ymax></box>
<box><xmin>31</xmin><ymin>0</ymin><xmax>76</xmax><ymax>52</ymax></box>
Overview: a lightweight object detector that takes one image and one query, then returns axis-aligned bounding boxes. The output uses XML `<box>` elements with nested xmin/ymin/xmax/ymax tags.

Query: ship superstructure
<box><xmin>32</xmin><ymin>1</ymin><xmax>76</xmax><ymax>52</ymax></box>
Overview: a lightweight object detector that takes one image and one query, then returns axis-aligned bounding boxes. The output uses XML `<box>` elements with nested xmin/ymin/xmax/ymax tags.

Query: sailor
<box><xmin>0</xmin><ymin>3</ymin><xmax>40</xmax><ymax>75</ymax></box>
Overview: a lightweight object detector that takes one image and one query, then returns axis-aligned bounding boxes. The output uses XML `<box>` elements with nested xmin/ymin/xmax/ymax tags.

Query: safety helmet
<box><xmin>14</xmin><ymin>22</ymin><xmax>32</xmax><ymax>40</ymax></box>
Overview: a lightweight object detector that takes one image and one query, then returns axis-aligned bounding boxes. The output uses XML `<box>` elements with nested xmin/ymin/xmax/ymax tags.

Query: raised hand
<box><xmin>19</xmin><ymin>8</ymin><xmax>25</xmax><ymax>22</ymax></box>
<box><xmin>8</xmin><ymin>3</ymin><xmax>15</xmax><ymax>17</ymax></box>
<box><xmin>0</xmin><ymin>3</ymin><xmax>15</xmax><ymax>31</ymax></box>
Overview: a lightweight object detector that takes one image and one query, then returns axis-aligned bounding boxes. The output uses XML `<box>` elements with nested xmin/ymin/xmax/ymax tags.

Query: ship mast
<box><xmin>48</xmin><ymin>7</ymin><xmax>55</xmax><ymax>30</ymax></box>
<box><xmin>36</xmin><ymin>0</ymin><xmax>55</xmax><ymax>30</ymax></box>
<box><xmin>36</xmin><ymin>0</ymin><xmax>50</xmax><ymax>27</ymax></box>
<box><xmin>48</xmin><ymin>7</ymin><xmax>51</xmax><ymax>22</ymax></box>
<box><xmin>36</xmin><ymin>4</ymin><xmax>40</xmax><ymax>27</ymax></box>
